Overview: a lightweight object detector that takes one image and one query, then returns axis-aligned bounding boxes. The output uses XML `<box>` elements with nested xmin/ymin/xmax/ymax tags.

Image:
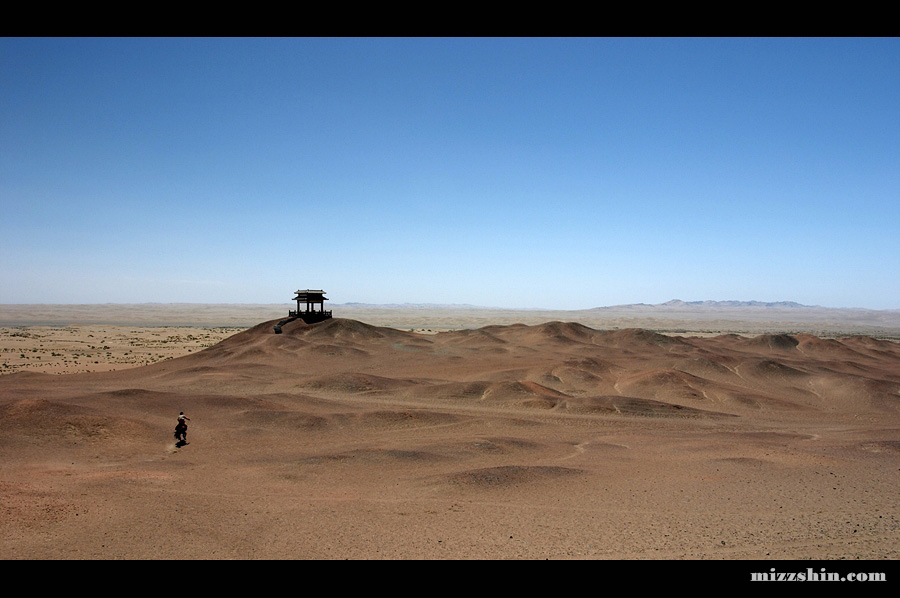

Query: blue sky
<box><xmin>2</xmin><ymin>37</ymin><xmax>898</xmax><ymax>309</ymax></box>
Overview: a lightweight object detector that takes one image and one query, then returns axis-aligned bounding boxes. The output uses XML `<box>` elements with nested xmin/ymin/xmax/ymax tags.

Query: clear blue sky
<box><xmin>2</xmin><ymin>37</ymin><xmax>898</xmax><ymax>309</ymax></box>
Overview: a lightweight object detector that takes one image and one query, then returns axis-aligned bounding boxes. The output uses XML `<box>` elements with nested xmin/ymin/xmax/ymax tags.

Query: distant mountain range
<box><xmin>645</xmin><ymin>300</ymin><xmax>810</xmax><ymax>308</ymax></box>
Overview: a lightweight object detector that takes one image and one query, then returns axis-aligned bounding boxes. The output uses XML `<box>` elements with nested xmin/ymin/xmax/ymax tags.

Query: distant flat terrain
<box><xmin>2</xmin><ymin>302</ymin><xmax>899</xmax><ymax>338</ymax></box>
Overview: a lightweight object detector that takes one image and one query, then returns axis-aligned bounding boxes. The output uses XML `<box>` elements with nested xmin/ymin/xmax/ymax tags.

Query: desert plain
<box><xmin>1</xmin><ymin>303</ymin><xmax>900</xmax><ymax>561</ymax></box>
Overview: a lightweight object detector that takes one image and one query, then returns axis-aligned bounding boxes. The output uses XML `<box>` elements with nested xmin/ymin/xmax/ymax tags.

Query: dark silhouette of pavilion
<box><xmin>290</xmin><ymin>289</ymin><xmax>332</xmax><ymax>322</ymax></box>
<box><xmin>275</xmin><ymin>289</ymin><xmax>332</xmax><ymax>333</ymax></box>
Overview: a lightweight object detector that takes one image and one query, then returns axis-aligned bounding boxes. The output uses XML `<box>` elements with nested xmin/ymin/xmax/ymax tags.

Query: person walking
<box><xmin>175</xmin><ymin>412</ymin><xmax>191</xmax><ymax>443</ymax></box>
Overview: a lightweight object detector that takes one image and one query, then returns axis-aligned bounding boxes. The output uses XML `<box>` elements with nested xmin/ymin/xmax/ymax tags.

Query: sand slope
<box><xmin>1</xmin><ymin>318</ymin><xmax>899</xmax><ymax>559</ymax></box>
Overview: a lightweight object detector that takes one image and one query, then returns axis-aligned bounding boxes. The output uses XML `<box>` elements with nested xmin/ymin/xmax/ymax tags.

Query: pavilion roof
<box><xmin>293</xmin><ymin>289</ymin><xmax>328</xmax><ymax>300</ymax></box>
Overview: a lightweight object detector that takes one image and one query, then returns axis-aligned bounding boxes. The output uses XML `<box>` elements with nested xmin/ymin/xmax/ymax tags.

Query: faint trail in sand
<box><xmin>554</xmin><ymin>439</ymin><xmax>591</xmax><ymax>462</ymax></box>
<box><xmin>729</xmin><ymin>362</ymin><xmax>748</xmax><ymax>383</ymax></box>
<box><xmin>546</xmin><ymin>436</ymin><xmax>631</xmax><ymax>464</ymax></box>
<box><xmin>805</xmin><ymin>378</ymin><xmax>826</xmax><ymax>404</ymax></box>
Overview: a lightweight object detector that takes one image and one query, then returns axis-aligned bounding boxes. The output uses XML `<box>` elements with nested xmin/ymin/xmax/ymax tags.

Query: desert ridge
<box><xmin>1</xmin><ymin>317</ymin><xmax>899</xmax><ymax>559</ymax></box>
<box><xmin>131</xmin><ymin>317</ymin><xmax>900</xmax><ymax>424</ymax></box>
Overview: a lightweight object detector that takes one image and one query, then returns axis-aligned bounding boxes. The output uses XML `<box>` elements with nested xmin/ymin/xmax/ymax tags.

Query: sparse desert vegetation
<box><xmin>0</xmin><ymin>326</ymin><xmax>244</xmax><ymax>375</ymax></box>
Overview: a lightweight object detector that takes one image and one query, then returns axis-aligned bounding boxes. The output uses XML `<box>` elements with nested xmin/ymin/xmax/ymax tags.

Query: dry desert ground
<box><xmin>1</xmin><ymin>304</ymin><xmax>900</xmax><ymax>562</ymax></box>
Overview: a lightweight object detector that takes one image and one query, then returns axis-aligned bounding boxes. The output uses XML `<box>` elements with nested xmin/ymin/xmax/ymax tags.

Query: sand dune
<box><xmin>2</xmin><ymin>317</ymin><xmax>899</xmax><ymax>559</ymax></box>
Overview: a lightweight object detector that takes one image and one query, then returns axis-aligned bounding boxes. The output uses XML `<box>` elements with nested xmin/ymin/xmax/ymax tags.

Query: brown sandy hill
<box><xmin>6</xmin><ymin>317</ymin><xmax>896</xmax><ymax>424</ymax></box>
<box><xmin>2</xmin><ymin>318</ymin><xmax>899</xmax><ymax>559</ymax></box>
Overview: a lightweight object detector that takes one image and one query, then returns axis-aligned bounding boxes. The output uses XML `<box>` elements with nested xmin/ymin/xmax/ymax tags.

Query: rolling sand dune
<box><xmin>2</xmin><ymin>316</ymin><xmax>899</xmax><ymax>560</ymax></box>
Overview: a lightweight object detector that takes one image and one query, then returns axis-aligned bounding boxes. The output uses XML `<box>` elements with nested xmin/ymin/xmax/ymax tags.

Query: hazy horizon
<box><xmin>2</xmin><ymin>298</ymin><xmax>898</xmax><ymax>312</ymax></box>
<box><xmin>3</xmin><ymin>38</ymin><xmax>898</xmax><ymax>310</ymax></box>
